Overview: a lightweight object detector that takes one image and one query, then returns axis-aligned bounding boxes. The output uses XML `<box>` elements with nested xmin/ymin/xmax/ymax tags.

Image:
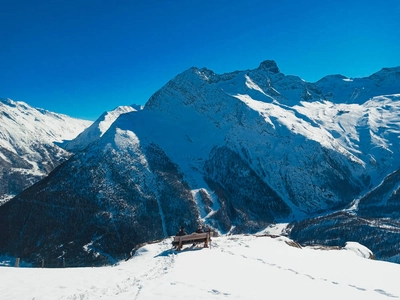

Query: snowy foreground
<box><xmin>1</xmin><ymin>235</ymin><xmax>399</xmax><ymax>300</ymax></box>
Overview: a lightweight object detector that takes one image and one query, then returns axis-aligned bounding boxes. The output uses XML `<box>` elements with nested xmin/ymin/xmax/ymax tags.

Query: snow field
<box><xmin>1</xmin><ymin>235</ymin><xmax>399</xmax><ymax>300</ymax></box>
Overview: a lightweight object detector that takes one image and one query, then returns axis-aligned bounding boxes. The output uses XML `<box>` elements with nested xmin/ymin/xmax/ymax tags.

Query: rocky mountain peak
<box><xmin>257</xmin><ymin>60</ymin><xmax>280</xmax><ymax>73</ymax></box>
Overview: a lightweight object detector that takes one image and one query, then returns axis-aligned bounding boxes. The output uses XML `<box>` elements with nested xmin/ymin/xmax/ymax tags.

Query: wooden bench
<box><xmin>172</xmin><ymin>232</ymin><xmax>213</xmax><ymax>250</ymax></box>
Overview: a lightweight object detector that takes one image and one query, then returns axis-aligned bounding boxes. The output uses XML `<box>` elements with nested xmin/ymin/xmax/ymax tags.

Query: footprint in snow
<box><xmin>374</xmin><ymin>289</ymin><xmax>399</xmax><ymax>298</ymax></box>
<box><xmin>348</xmin><ymin>284</ymin><xmax>366</xmax><ymax>291</ymax></box>
<box><xmin>209</xmin><ymin>289</ymin><xmax>230</xmax><ymax>296</ymax></box>
<box><xmin>304</xmin><ymin>274</ymin><xmax>315</xmax><ymax>280</ymax></box>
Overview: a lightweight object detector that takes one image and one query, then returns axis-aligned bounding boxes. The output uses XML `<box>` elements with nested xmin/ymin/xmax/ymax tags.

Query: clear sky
<box><xmin>1</xmin><ymin>0</ymin><xmax>399</xmax><ymax>120</ymax></box>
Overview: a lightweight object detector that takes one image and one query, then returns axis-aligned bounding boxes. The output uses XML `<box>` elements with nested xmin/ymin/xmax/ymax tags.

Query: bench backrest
<box><xmin>173</xmin><ymin>232</ymin><xmax>213</xmax><ymax>242</ymax></box>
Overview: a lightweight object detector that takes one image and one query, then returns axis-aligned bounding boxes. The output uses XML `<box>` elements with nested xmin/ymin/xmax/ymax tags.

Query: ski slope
<box><xmin>0</xmin><ymin>234</ymin><xmax>398</xmax><ymax>300</ymax></box>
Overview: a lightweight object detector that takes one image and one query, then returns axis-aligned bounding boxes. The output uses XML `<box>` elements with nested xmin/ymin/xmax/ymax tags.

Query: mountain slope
<box><xmin>0</xmin><ymin>61</ymin><xmax>399</xmax><ymax>266</ymax></box>
<box><xmin>0</xmin><ymin>98</ymin><xmax>92</xmax><ymax>203</ymax></box>
<box><xmin>289</xmin><ymin>167</ymin><xmax>400</xmax><ymax>263</ymax></box>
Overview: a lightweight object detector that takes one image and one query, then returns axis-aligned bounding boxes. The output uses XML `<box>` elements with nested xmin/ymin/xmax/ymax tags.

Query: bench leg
<box><xmin>204</xmin><ymin>234</ymin><xmax>209</xmax><ymax>248</ymax></box>
<box><xmin>178</xmin><ymin>237</ymin><xmax>182</xmax><ymax>250</ymax></box>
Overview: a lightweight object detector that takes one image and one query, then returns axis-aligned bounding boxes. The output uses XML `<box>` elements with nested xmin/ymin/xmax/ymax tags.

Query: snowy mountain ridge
<box><xmin>62</xmin><ymin>105</ymin><xmax>141</xmax><ymax>152</ymax></box>
<box><xmin>0</xmin><ymin>98</ymin><xmax>90</xmax><ymax>154</ymax></box>
<box><xmin>0</xmin><ymin>61</ymin><xmax>399</xmax><ymax>266</ymax></box>
<box><xmin>0</xmin><ymin>98</ymin><xmax>92</xmax><ymax>202</ymax></box>
<box><xmin>317</xmin><ymin>66</ymin><xmax>400</xmax><ymax>104</ymax></box>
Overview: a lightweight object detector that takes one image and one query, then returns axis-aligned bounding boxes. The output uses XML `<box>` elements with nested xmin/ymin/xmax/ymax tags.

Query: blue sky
<box><xmin>1</xmin><ymin>0</ymin><xmax>399</xmax><ymax>120</ymax></box>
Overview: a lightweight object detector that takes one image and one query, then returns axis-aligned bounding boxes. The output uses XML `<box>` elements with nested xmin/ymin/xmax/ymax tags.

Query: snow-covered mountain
<box><xmin>0</xmin><ymin>98</ymin><xmax>92</xmax><ymax>203</ymax></box>
<box><xmin>61</xmin><ymin>105</ymin><xmax>142</xmax><ymax>152</ymax></box>
<box><xmin>2</xmin><ymin>234</ymin><xmax>399</xmax><ymax>300</ymax></box>
<box><xmin>0</xmin><ymin>61</ymin><xmax>399</xmax><ymax>266</ymax></box>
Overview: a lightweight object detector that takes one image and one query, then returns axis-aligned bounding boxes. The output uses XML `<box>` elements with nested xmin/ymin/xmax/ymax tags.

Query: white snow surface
<box><xmin>1</xmin><ymin>234</ymin><xmax>399</xmax><ymax>300</ymax></box>
<box><xmin>63</xmin><ymin>105</ymin><xmax>138</xmax><ymax>152</ymax></box>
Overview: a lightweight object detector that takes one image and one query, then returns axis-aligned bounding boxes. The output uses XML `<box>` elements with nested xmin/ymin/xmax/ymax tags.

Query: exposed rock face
<box><xmin>258</xmin><ymin>60</ymin><xmax>280</xmax><ymax>73</ymax></box>
<box><xmin>203</xmin><ymin>146</ymin><xmax>291</xmax><ymax>233</ymax></box>
<box><xmin>0</xmin><ymin>61</ymin><xmax>399</xmax><ymax>266</ymax></box>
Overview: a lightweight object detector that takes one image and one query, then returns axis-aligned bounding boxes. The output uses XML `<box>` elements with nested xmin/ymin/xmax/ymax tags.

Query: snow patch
<box><xmin>344</xmin><ymin>241</ymin><xmax>374</xmax><ymax>259</ymax></box>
